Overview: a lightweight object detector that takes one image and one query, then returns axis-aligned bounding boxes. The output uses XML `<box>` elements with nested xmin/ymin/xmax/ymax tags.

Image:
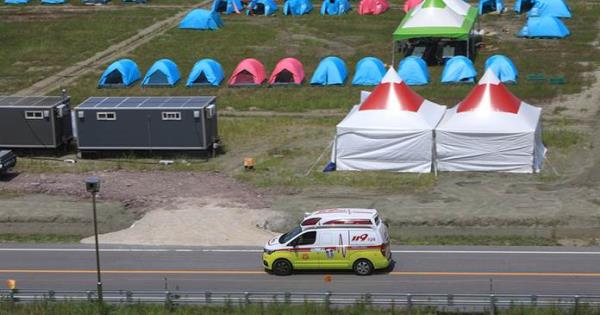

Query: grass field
<box><xmin>1</xmin><ymin>301</ymin><xmax>597</xmax><ymax>315</ymax></box>
<box><xmin>60</xmin><ymin>0</ymin><xmax>600</xmax><ymax>110</ymax></box>
<box><xmin>0</xmin><ymin>7</ymin><xmax>180</xmax><ymax>94</ymax></box>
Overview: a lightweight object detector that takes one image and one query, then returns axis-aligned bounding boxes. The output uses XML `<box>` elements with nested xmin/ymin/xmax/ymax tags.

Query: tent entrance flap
<box><xmin>193</xmin><ymin>72</ymin><xmax>210</xmax><ymax>85</ymax></box>
<box><xmin>274</xmin><ymin>69</ymin><xmax>295</xmax><ymax>84</ymax></box>
<box><xmin>233</xmin><ymin>70</ymin><xmax>256</xmax><ymax>85</ymax></box>
<box><xmin>105</xmin><ymin>70</ymin><xmax>124</xmax><ymax>85</ymax></box>
<box><xmin>148</xmin><ymin>72</ymin><xmax>168</xmax><ymax>85</ymax></box>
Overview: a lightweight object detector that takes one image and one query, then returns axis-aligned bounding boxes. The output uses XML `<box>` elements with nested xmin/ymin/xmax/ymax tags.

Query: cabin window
<box><xmin>162</xmin><ymin>112</ymin><xmax>182</xmax><ymax>121</ymax></box>
<box><xmin>25</xmin><ymin>111</ymin><xmax>44</xmax><ymax>120</ymax></box>
<box><xmin>97</xmin><ymin>112</ymin><xmax>116</xmax><ymax>121</ymax></box>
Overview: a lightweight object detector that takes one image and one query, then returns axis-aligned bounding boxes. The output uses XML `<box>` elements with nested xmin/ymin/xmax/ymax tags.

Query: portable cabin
<box><xmin>75</xmin><ymin>96</ymin><xmax>218</xmax><ymax>157</ymax></box>
<box><xmin>0</xmin><ymin>96</ymin><xmax>72</xmax><ymax>149</ymax></box>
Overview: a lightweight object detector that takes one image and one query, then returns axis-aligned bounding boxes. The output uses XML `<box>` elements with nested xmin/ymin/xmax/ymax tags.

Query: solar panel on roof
<box><xmin>0</xmin><ymin>96</ymin><xmax>64</xmax><ymax>107</ymax></box>
<box><xmin>78</xmin><ymin>96</ymin><xmax>215</xmax><ymax>109</ymax></box>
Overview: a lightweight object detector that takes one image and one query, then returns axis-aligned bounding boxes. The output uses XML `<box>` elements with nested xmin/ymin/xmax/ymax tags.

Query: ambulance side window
<box><xmin>291</xmin><ymin>231</ymin><xmax>317</xmax><ymax>246</ymax></box>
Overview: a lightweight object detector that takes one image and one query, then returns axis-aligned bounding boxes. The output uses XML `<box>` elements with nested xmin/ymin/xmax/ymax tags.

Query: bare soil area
<box><xmin>0</xmin><ymin>171</ymin><xmax>287</xmax><ymax>245</ymax></box>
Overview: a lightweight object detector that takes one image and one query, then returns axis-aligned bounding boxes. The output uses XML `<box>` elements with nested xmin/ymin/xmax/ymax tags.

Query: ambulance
<box><xmin>262</xmin><ymin>208</ymin><xmax>392</xmax><ymax>276</ymax></box>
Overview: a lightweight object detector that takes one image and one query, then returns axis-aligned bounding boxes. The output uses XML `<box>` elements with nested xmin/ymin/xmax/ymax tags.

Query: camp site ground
<box><xmin>0</xmin><ymin>0</ymin><xmax>599</xmax><ymax>246</ymax></box>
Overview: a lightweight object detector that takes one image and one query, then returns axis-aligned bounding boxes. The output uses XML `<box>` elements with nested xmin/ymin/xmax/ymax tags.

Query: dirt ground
<box><xmin>0</xmin><ymin>171</ymin><xmax>290</xmax><ymax>245</ymax></box>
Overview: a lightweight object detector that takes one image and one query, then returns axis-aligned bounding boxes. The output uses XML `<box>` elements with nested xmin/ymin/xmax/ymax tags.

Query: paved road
<box><xmin>1</xmin><ymin>244</ymin><xmax>600</xmax><ymax>295</ymax></box>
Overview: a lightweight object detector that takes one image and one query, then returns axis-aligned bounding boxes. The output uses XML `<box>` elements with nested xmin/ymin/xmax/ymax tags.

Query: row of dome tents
<box><xmin>99</xmin><ymin>57</ymin><xmax>395</xmax><ymax>88</ymax></box>
<box><xmin>99</xmin><ymin>55</ymin><xmax>519</xmax><ymax>88</ymax></box>
<box><xmin>397</xmin><ymin>55</ymin><xmax>518</xmax><ymax>85</ymax></box>
<box><xmin>328</xmin><ymin>68</ymin><xmax>545</xmax><ymax>173</ymax></box>
<box><xmin>210</xmin><ymin>0</ymin><xmax>388</xmax><ymax>15</ymax></box>
<box><xmin>513</xmin><ymin>0</ymin><xmax>571</xmax><ymax>38</ymax></box>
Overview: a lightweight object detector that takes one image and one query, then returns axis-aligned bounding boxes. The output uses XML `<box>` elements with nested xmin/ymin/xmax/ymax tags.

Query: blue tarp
<box><xmin>513</xmin><ymin>0</ymin><xmax>534</xmax><ymax>13</ymax></box>
<box><xmin>41</xmin><ymin>0</ymin><xmax>65</xmax><ymax>3</ymax></box>
<box><xmin>529</xmin><ymin>0</ymin><xmax>571</xmax><ymax>18</ymax></box>
<box><xmin>283</xmin><ymin>0</ymin><xmax>312</xmax><ymax>15</ymax></box>
<box><xmin>518</xmin><ymin>16</ymin><xmax>570</xmax><ymax>38</ymax></box>
<box><xmin>4</xmin><ymin>0</ymin><xmax>29</xmax><ymax>4</ymax></box>
<box><xmin>484</xmin><ymin>55</ymin><xmax>518</xmax><ymax>83</ymax></box>
<box><xmin>179</xmin><ymin>9</ymin><xmax>223</xmax><ymax>30</ymax></box>
<box><xmin>398</xmin><ymin>56</ymin><xmax>429</xmax><ymax>86</ymax></box>
<box><xmin>441</xmin><ymin>56</ymin><xmax>477</xmax><ymax>84</ymax></box>
<box><xmin>246</xmin><ymin>0</ymin><xmax>277</xmax><ymax>15</ymax></box>
<box><xmin>320</xmin><ymin>0</ymin><xmax>351</xmax><ymax>15</ymax></box>
<box><xmin>479</xmin><ymin>0</ymin><xmax>504</xmax><ymax>14</ymax></box>
<box><xmin>212</xmin><ymin>0</ymin><xmax>243</xmax><ymax>14</ymax></box>
<box><xmin>186</xmin><ymin>59</ymin><xmax>225</xmax><ymax>87</ymax></box>
<box><xmin>352</xmin><ymin>57</ymin><xmax>386</xmax><ymax>86</ymax></box>
<box><xmin>142</xmin><ymin>59</ymin><xmax>180</xmax><ymax>87</ymax></box>
<box><xmin>310</xmin><ymin>56</ymin><xmax>347</xmax><ymax>85</ymax></box>
<box><xmin>98</xmin><ymin>59</ymin><xmax>141</xmax><ymax>88</ymax></box>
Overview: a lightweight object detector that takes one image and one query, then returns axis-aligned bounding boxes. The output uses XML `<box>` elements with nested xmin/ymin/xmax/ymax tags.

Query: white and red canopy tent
<box><xmin>332</xmin><ymin>68</ymin><xmax>446</xmax><ymax>172</ymax></box>
<box><xmin>435</xmin><ymin>70</ymin><xmax>546</xmax><ymax>173</ymax></box>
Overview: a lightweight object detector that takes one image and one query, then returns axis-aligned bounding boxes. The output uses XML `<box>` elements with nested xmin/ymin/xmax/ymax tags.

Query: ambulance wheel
<box><xmin>353</xmin><ymin>259</ymin><xmax>374</xmax><ymax>276</ymax></box>
<box><xmin>272</xmin><ymin>259</ymin><xmax>293</xmax><ymax>276</ymax></box>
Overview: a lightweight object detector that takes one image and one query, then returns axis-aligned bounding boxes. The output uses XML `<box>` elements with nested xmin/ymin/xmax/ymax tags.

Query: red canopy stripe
<box><xmin>457</xmin><ymin>82</ymin><xmax>522</xmax><ymax>114</ymax></box>
<box><xmin>359</xmin><ymin>82</ymin><xmax>424</xmax><ymax>111</ymax></box>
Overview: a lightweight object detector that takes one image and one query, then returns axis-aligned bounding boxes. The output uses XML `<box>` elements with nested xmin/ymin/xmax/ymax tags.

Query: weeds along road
<box><xmin>1</xmin><ymin>244</ymin><xmax>600</xmax><ymax>294</ymax></box>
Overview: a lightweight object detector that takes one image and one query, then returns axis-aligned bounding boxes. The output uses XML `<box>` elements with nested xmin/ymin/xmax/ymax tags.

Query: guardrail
<box><xmin>2</xmin><ymin>289</ymin><xmax>600</xmax><ymax>311</ymax></box>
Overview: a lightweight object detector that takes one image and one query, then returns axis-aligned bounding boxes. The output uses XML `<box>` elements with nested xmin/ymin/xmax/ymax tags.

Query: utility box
<box><xmin>0</xmin><ymin>96</ymin><xmax>73</xmax><ymax>149</ymax></box>
<box><xmin>75</xmin><ymin>96</ymin><xmax>218</xmax><ymax>156</ymax></box>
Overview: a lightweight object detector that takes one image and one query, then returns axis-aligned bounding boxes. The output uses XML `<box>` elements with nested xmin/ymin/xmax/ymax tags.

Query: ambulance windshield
<box><xmin>279</xmin><ymin>226</ymin><xmax>302</xmax><ymax>244</ymax></box>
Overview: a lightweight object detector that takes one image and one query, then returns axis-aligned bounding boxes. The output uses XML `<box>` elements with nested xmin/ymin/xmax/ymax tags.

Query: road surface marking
<box><xmin>3</xmin><ymin>270</ymin><xmax>600</xmax><ymax>277</ymax></box>
<box><xmin>2</xmin><ymin>248</ymin><xmax>600</xmax><ymax>255</ymax></box>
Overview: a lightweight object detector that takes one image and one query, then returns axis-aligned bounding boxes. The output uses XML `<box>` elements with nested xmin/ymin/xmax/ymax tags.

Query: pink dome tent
<box><xmin>228</xmin><ymin>58</ymin><xmax>267</xmax><ymax>86</ymax></box>
<box><xmin>358</xmin><ymin>0</ymin><xmax>389</xmax><ymax>15</ymax></box>
<box><xmin>268</xmin><ymin>58</ymin><xmax>305</xmax><ymax>85</ymax></box>
<box><xmin>435</xmin><ymin>70</ymin><xmax>546</xmax><ymax>173</ymax></box>
<box><xmin>403</xmin><ymin>0</ymin><xmax>422</xmax><ymax>12</ymax></box>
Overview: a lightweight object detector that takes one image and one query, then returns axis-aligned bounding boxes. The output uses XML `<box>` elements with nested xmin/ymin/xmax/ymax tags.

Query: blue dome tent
<box><xmin>310</xmin><ymin>56</ymin><xmax>347</xmax><ymax>85</ymax></box>
<box><xmin>441</xmin><ymin>56</ymin><xmax>477</xmax><ymax>84</ymax></box>
<box><xmin>352</xmin><ymin>57</ymin><xmax>386</xmax><ymax>86</ymax></box>
<box><xmin>529</xmin><ymin>0</ymin><xmax>571</xmax><ymax>18</ymax></box>
<box><xmin>479</xmin><ymin>0</ymin><xmax>504</xmax><ymax>14</ymax></box>
<box><xmin>246</xmin><ymin>0</ymin><xmax>277</xmax><ymax>15</ymax></box>
<box><xmin>484</xmin><ymin>55</ymin><xmax>518</xmax><ymax>83</ymax></box>
<box><xmin>397</xmin><ymin>57</ymin><xmax>429</xmax><ymax>85</ymax></box>
<box><xmin>513</xmin><ymin>0</ymin><xmax>534</xmax><ymax>13</ymax></box>
<box><xmin>41</xmin><ymin>0</ymin><xmax>65</xmax><ymax>4</ymax></box>
<box><xmin>212</xmin><ymin>0</ymin><xmax>243</xmax><ymax>14</ymax></box>
<box><xmin>179</xmin><ymin>9</ymin><xmax>223</xmax><ymax>30</ymax></box>
<box><xmin>186</xmin><ymin>59</ymin><xmax>225</xmax><ymax>87</ymax></box>
<box><xmin>98</xmin><ymin>59</ymin><xmax>141</xmax><ymax>88</ymax></box>
<box><xmin>518</xmin><ymin>16</ymin><xmax>570</xmax><ymax>38</ymax></box>
<box><xmin>320</xmin><ymin>0</ymin><xmax>351</xmax><ymax>15</ymax></box>
<box><xmin>4</xmin><ymin>0</ymin><xmax>30</xmax><ymax>4</ymax></box>
<box><xmin>283</xmin><ymin>0</ymin><xmax>312</xmax><ymax>15</ymax></box>
<box><xmin>142</xmin><ymin>59</ymin><xmax>180</xmax><ymax>87</ymax></box>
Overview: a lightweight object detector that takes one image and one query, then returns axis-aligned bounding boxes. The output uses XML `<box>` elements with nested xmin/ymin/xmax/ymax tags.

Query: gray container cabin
<box><xmin>75</xmin><ymin>96</ymin><xmax>218</xmax><ymax>156</ymax></box>
<box><xmin>0</xmin><ymin>96</ymin><xmax>73</xmax><ymax>149</ymax></box>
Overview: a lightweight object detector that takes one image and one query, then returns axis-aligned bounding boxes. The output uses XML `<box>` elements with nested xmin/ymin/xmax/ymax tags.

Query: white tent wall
<box><xmin>435</xmin><ymin>103</ymin><xmax>546</xmax><ymax>173</ymax></box>
<box><xmin>335</xmin><ymin>129</ymin><xmax>434</xmax><ymax>172</ymax></box>
<box><xmin>435</xmin><ymin>130</ymin><xmax>536</xmax><ymax>173</ymax></box>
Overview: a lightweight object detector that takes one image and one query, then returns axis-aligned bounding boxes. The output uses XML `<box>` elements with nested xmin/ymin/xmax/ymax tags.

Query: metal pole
<box><xmin>92</xmin><ymin>192</ymin><xmax>103</xmax><ymax>305</ymax></box>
